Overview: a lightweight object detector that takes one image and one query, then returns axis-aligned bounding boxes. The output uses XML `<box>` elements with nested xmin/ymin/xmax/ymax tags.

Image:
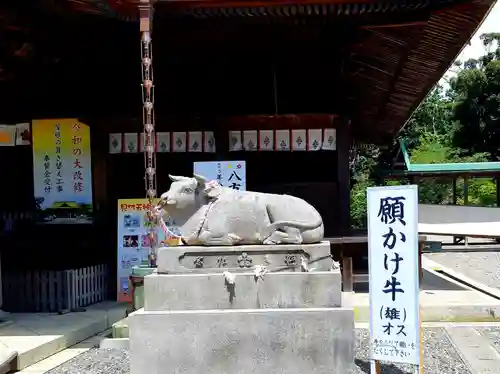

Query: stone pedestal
<box><xmin>129</xmin><ymin>241</ymin><xmax>355</xmax><ymax>374</ymax></box>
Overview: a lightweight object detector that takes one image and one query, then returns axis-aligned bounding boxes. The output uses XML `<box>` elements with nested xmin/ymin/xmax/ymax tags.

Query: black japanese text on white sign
<box><xmin>367</xmin><ymin>185</ymin><xmax>420</xmax><ymax>365</ymax></box>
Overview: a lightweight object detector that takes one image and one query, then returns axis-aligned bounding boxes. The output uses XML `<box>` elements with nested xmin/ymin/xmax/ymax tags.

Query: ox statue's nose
<box><xmin>158</xmin><ymin>192</ymin><xmax>176</xmax><ymax>207</ymax></box>
<box><xmin>156</xmin><ymin>192</ymin><xmax>169</xmax><ymax>209</ymax></box>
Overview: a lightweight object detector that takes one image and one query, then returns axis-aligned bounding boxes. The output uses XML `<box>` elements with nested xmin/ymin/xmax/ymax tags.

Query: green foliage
<box><xmin>450</xmin><ymin>33</ymin><xmax>500</xmax><ymax>158</ymax></box>
<box><xmin>349</xmin><ymin>32</ymin><xmax>500</xmax><ymax>228</ymax></box>
<box><xmin>402</xmin><ymin>87</ymin><xmax>453</xmax><ymax>148</ymax></box>
<box><xmin>350</xmin><ymin>146</ymin><xmax>378</xmax><ymax>229</ymax></box>
<box><xmin>350</xmin><ymin>179</ymin><xmax>374</xmax><ymax>229</ymax></box>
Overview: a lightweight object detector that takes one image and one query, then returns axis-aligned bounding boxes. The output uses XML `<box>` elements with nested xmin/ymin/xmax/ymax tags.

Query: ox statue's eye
<box><xmin>184</xmin><ymin>188</ymin><xmax>194</xmax><ymax>194</ymax></box>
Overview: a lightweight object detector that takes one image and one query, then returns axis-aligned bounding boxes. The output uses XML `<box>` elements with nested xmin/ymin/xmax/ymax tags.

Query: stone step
<box><xmin>144</xmin><ymin>271</ymin><xmax>342</xmax><ymax>311</ymax></box>
<box><xmin>129</xmin><ymin>308</ymin><xmax>355</xmax><ymax>374</ymax></box>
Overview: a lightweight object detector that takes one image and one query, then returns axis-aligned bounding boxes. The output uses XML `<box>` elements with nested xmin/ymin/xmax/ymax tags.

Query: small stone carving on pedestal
<box><xmin>284</xmin><ymin>254</ymin><xmax>297</xmax><ymax>267</ymax></box>
<box><xmin>237</xmin><ymin>252</ymin><xmax>252</xmax><ymax>268</ymax></box>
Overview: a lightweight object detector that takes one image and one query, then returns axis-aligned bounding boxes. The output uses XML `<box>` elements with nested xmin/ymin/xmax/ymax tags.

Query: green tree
<box><xmin>402</xmin><ymin>85</ymin><xmax>453</xmax><ymax>148</ymax></box>
<box><xmin>450</xmin><ymin>32</ymin><xmax>500</xmax><ymax>159</ymax></box>
<box><xmin>349</xmin><ymin>32</ymin><xmax>500</xmax><ymax>228</ymax></box>
<box><xmin>350</xmin><ymin>146</ymin><xmax>378</xmax><ymax>229</ymax></box>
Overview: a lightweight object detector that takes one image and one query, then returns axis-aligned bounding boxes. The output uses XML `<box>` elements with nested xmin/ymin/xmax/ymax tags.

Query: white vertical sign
<box><xmin>367</xmin><ymin>185</ymin><xmax>420</xmax><ymax>366</ymax></box>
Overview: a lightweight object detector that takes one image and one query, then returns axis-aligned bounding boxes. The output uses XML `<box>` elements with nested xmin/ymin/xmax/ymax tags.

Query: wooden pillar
<box><xmin>452</xmin><ymin>177</ymin><xmax>457</xmax><ymax>205</ymax></box>
<box><xmin>496</xmin><ymin>174</ymin><xmax>500</xmax><ymax>207</ymax></box>
<box><xmin>463</xmin><ymin>176</ymin><xmax>469</xmax><ymax>245</ymax></box>
<box><xmin>138</xmin><ymin>0</ymin><xmax>153</xmax><ymax>33</ymax></box>
<box><xmin>337</xmin><ymin>119</ymin><xmax>350</xmax><ymax>235</ymax></box>
<box><xmin>463</xmin><ymin>176</ymin><xmax>469</xmax><ymax>205</ymax></box>
<box><xmin>341</xmin><ymin>247</ymin><xmax>354</xmax><ymax>293</ymax></box>
<box><xmin>337</xmin><ymin>120</ymin><xmax>352</xmax><ymax>292</ymax></box>
<box><xmin>91</xmin><ymin>139</ymin><xmax>107</xmax><ymax>225</ymax></box>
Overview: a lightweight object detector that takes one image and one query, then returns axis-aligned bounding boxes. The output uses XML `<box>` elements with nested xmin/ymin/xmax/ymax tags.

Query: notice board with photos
<box><xmin>116</xmin><ymin>198</ymin><xmax>180</xmax><ymax>302</ymax></box>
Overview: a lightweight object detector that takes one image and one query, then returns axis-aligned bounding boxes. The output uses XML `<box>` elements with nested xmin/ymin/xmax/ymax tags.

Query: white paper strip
<box><xmin>203</xmin><ymin>131</ymin><xmax>216</xmax><ymax>153</ymax></box>
<box><xmin>156</xmin><ymin>132</ymin><xmax>171</xmax><ymax>153</ymax></box>
<box><xmin>15</xmin><ymin>123</ymin><xmax>30</xmax><ymax>145</ymax></box>
<box><xmin>229</xmin><ymin>131</ymin><xmax>243</xmax><ymax>151</ymax></box>
<box><xmin>243</xmin><ymin>130</ymin><xmax>258</xmax><ymax>151</ymax></box>
<box><xmin>308</xmin><ymin>129</ymin><xmax>322</xmax><ymax>151</ymax></box>
<box><xmin>109</xmin><ymin>133</ymin><xmax>122</xmax><ymax>154</ymax></box>
<box><xmin>275</xmin><ymin>129</ymin><xmax>290</xmax><ymax>151</ymax></box>
<box><xmin>188</xmin><ymin>131</ymin><xmax>203</xmax><ymax>152</ymax></box>
<box><xmin>123</xmin><ymin>133</ymin><xmax>138</xmax><ymax>153</ymax></box>
<box><xmin>172</xmin><ymin>132</ymin><xmax>187</xmax><ymax>152</ymax></box>
<box><xmin>0</xmin><ymin>125</ymin><xmax>16</xmax><ymax>147</ymax></box>
<box><xmin>322</xmin><ymin>128</ymin><xmax>337</xmax><ymax>151</ymax></box>
<box><xmin>259</xmin><ymin>130</ymin><xmax>274</xmax><ymax>151</ymax></box>
<box><xmin>291</xmin><ymin>129</ymin><xmax>307</xmax><ymax>151</ymax></box>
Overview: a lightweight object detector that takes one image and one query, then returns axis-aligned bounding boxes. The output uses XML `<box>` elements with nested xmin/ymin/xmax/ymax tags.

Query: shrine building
<box><xmin>0</xmin><ymin>0</ymin><xmax>494</xmax><ymax>310</ymax></box>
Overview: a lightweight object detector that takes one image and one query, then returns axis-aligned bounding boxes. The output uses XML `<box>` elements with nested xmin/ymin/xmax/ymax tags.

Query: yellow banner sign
<box><xmin>32</xmin><ymin>119</ymin><xmax>93</xmax><ymax>223</ymax></box>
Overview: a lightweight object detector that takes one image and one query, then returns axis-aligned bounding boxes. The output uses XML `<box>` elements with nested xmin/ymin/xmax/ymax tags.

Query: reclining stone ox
<box><xmin>157</xmin><ymin>173</ymin><xmax>324</xmax><ymax>246</ymax></box>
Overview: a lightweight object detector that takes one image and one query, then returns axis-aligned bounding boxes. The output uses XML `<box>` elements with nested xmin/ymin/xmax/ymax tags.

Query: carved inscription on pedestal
<box><xmin>216</xmin><ymin>256</ymin><xmax>228</xmax><ymax>268</ymax></box>
<box><xmin>193</xmin><ymin>256</ymin><xmax>204</xmax><ymax>268</ymax></box>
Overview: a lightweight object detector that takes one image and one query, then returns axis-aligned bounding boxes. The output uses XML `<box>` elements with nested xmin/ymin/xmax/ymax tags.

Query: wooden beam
<box><xmin>362</xmin><ymin>21</ymin><xmax>427</xmax><ymax>30</ymax></box>
<box><xmin>158</xmin><ymin>0</ymin><xmax>378</xmax><ymax>3</ymax></box>
<box><xmin>162</xmin><ymin>0</ymin><xmax>378</xmax><ymax>9</ymax></box>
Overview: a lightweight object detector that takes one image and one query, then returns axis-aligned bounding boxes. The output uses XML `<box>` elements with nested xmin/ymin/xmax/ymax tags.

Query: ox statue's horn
<box><xmin>169</xmin><ymin>174</ymin><xmax>189</xmax><ymax>182</ymax></box>
<box><xmin>193</xmin><ymin>173</ymin><xmax>208</xmax><ymax>184</ymax></box>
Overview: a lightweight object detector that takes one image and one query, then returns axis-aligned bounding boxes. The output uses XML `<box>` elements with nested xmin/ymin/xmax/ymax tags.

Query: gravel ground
<box><xmin>477</xmin><ymin>327</ymin><xmax>500</xmax><ymax>354</ymax></box>
<box><xmin>355</xmin><ymin>328</ymin><xmax>470</xmax><ymax>374</ymax></box>
<box><xmin>46</xmin><ymin>328</ymin><xmax>470</xmax><ymax>374</ymax></box>
<box><xmin>46</xmin><ymin>348</ymin><xmax>129</xmax><ymax>374</ymax></box>
<box><xmin>425</xmin><ymin>252</ymin><xmax>500</xmax><ymax>289</ymax></box>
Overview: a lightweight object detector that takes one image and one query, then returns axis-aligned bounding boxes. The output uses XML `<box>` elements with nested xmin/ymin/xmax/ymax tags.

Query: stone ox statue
<box><xmin>157</xmin><ymin>173</ymin><xmax>324</xmax><ymax>246</ymax></box>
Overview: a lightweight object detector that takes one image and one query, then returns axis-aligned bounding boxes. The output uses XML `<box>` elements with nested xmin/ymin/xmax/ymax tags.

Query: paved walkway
<box><xmin>36</xmin><ymin>325</ymin><xmax>500</xmax><ymax>374</ymax></box>
<box><xmin>10</xmin><ymin>250</ymin><xmax>500</xmax><ymax>373</ymax></box>
<box><xmin>425</xmin><ymin>251</ymin><xmax>500</xmax><ymax>290</ymax></box>
<box><xmin>446</xmin><ymin>326</ymin><xmax>500</xmax><ymax>373</ymax></box>
<box><xmin>0</xmin><ymin>302</ymin><xmax>126</xmax><ymax>372</ymax></box>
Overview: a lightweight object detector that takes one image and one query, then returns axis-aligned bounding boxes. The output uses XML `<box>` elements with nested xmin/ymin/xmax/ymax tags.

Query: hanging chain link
<box><xmin>139</xmin><ymin>1</ymin><xmax>158</xmax><ymax>267</ymax></box>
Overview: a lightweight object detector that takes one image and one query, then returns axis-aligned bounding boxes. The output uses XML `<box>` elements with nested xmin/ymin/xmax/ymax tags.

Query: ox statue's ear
<box><xmin>193</xmin><ymin>173</ymin><xmax>207</xmax><ymax>186</ymax></box>
<box><xmin>169</xmin><ymin>174</ymin><xmax>189</xmax><ymax>182</ymax></box>
<box><xmin>204</xmin><ymin>186</ymin><xmax>221</xmax><ymax>198</ymax></box>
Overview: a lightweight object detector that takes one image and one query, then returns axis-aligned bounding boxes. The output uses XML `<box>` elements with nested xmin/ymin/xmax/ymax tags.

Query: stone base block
<box><xmin>157</xmin><ymin>241</ymin><xmax>332</xmax><ymax>274</ymax></box>
<box><xmin>129</xmin><ymin>308</ymin><xmax>355</xmax><ymax>374</ymax></box>
<box><xmin>144</xmin><ymin>271</ymin><xmax>342</xmax><ymax>311</ymax></box>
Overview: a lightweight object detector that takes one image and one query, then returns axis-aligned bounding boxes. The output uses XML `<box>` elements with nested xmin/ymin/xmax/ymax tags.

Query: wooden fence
<box><xmin>3</xmin><ymin>264</ymin><xmax>108</xmax><ymax>313</ymax></box>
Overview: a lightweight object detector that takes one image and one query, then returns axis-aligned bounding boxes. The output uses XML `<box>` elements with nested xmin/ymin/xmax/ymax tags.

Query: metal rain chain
<box><xmin>139</xmin><ymin>0</ymin><xmax>158</xmax><ymax>267</ymax></box>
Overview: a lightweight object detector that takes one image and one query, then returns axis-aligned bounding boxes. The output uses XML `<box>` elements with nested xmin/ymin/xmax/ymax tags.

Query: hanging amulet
<box><xmin>143</xmin><ymin>79</ymin><xmax>153</xmax><ymax>91</ymax></box>
<box><xmin>144</xmin><ymin>102</ymin><xmax>153</xmax><ymax>113</ymax></box>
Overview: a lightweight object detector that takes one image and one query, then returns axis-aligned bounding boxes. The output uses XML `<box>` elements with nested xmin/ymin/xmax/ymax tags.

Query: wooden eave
<box><xmin>0</xmin><ymin>0</ymin><xmax>496</xmax><ymax>145</ymax></box>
